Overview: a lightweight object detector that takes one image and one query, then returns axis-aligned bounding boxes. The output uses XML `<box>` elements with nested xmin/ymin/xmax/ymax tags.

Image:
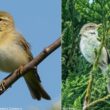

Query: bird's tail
<box><xmin>24</xmin><ymin>69</ymin><xmax>51</xmax><ymax>100</ymax></box>
<box><xmin>100</xmin><ymin>65</ymin><xmax>110</xmax><ymax>93</ymax></box>
<box><xmin>99</xmin><ymin>49</ymin><xmax>110</xmax><ymax>93</ymax></box>
<box><xmin>106</xmin><ymin>67</ymin><xmax>110</xmax><ymax>93</ymax></box>
<box><xmin>107</xmin><ymin>78</ymin><xmax>110</xmax><ymax>92</ymax></box>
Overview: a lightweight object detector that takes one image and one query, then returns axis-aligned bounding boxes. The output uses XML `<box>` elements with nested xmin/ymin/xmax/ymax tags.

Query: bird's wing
<box><xmin>15</xmin><ymin>33</ymin><xmax>51</xmax><ymax>100</ymax></box>
<box><xmin>105</xmin><ymin>49</ymin><xmax>110</xmax><ymax>64</ymax></box>
<box><xmin>15</xmin><ymin>33</ymin><xmax>41</xmax><ymax>80</ymax></box>
<box><xmin>16</xmin><ymin>33</ymin><xmax>33</xmax><ymax>61</ymax></box>
<box><xmin>96</xmin><ymin>39</ymin><xmax>109</xmax><ymax>64</ymax></box>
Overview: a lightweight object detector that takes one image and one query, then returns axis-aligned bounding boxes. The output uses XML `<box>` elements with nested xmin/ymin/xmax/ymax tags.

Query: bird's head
<box><xmin>79</xmin><ymin>23</ymin><xmax>101</xmax><ymax>38</ymax></box>
<box><xmin>0</xmin><ymin>11</ymin><xmax>15</xmax><ymax>32</ymax></box>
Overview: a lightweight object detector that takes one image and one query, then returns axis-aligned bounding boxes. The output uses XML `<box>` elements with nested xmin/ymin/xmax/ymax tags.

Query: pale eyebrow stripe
<box><xmin>0</xmin><ymin>17</ymin><xmax>9</xmax><ymax>20</ymax></box>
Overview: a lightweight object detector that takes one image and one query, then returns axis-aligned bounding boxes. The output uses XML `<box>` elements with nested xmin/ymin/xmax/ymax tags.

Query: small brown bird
<box><xmin>80</xmin><ymin>23</ymin><xmax>110</xmax><ymax>92</ymax></box>
<box><xmin>0</xmin><ymin>11</ymin><xmax>51</xmax><ymax>100</ymax></box>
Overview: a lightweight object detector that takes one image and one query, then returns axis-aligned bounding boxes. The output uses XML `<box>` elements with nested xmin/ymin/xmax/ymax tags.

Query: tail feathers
<box><xmin>107</xmin><ymin>78</ymin><xmax>110</xmax><ymax>93</ymax></box>
<box><xmin>24</xmin><ymin>69</ymin><xmax>51</xmax><ymax>100</ymax></box>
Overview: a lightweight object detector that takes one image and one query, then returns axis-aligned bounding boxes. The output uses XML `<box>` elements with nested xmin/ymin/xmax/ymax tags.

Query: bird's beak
<box><xmin>97</xmin><ymin>23</ymin><xmax>102</xmax><ymax>28</ymax></box>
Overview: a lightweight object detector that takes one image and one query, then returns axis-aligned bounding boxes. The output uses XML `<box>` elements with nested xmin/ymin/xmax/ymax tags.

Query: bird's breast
<box><xmin>80</xmin><ymin>37</ymin><xmax>100</xmax><ymax>63</ymax></box>
<box><xmin>0</xmin><ymin>41</ymin><xmax>29</xmax><ymax>72</ymax></box>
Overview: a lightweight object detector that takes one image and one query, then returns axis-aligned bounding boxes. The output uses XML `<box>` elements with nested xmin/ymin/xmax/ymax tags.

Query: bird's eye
<box><xmin>0</xmin><ymin>18</ymin><xmax>2</xmax><ymax>21</ymax></box>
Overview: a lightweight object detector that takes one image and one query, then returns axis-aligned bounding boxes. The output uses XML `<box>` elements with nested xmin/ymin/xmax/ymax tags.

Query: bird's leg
<box><xmin>16</xmin><ymin>65</ymin><xmax>24</xmax><ymax>76</ymax></box>
<box><xmin>0</xmin><ymin>80</ymin><xmax>6</xmax><ymax>91</ymax></box>
<box><xmin>0</xmin><ymin>65</ymin><xmax>25</xmax><ymax>91</ymax></box>
<box><xmin>0</xmin><ymin>73</ymin><xmax>13</xmax><ymax>91</ymax></box>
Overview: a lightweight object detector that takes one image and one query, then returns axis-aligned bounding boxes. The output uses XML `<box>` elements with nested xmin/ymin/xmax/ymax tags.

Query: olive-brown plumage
<box><xmin>0</xmin><ymin>11</ymin><xmax>51</xmax><ymax>100</ymax></box>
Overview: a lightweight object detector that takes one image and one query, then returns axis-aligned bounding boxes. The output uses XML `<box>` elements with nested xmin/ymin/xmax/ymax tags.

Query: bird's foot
<box><xmin>0</xmin><ymin>80</ymin><xmax>6</xmax><ymax>91</ymax></box>
<box><xmin>17</xmin><ymin>65</ymin><xmax>24</xmax><ymax>76</ymax></box>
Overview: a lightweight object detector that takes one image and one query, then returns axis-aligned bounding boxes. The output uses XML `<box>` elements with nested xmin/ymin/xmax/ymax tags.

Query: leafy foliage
<box><xmin>62</xmin><ymin>0</ymin><xmax>110</xmax><ymax>109</ymax></box>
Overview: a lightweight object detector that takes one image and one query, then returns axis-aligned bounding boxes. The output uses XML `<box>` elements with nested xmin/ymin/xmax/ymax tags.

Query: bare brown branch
<box><xmin>0</xmin><ymin>37</ymin><xmax>61</xmax><ymax>95</ymax></box>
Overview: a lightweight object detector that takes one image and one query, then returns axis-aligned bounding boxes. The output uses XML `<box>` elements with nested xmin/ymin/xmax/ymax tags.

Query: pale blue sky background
<box><xmin>0</xmin><ymin>1</ymin><xmax>61</xmax><ymax>110</ymax></box>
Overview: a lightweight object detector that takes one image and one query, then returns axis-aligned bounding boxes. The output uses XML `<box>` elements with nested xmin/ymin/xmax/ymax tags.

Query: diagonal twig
<box><xmin>85</xmin><ymin>94</ymin><xmax>110</xmax><ymax>109</ymax></box>
<box><xmin>0</xmin><ymin>37</ymin><xmax>61</xmax><ymax>95</ymax></box>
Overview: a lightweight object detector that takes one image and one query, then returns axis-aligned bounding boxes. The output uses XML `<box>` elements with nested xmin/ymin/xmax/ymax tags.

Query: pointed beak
<box><xmin>97</xmin><ymin>23</ymin><xmax>102</xmax><ymax>28</ymax></box>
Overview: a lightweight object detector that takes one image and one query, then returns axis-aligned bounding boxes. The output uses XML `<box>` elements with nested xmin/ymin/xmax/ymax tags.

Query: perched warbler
<box><xmin>79</xmin><ymin>23</ymin><xmax>110</xmax><ymax>92</ymax></box>
<box><xmin>0</xmin><ymin>11</ymin><xmax>51</xmax><ymax>100</ymax></box>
